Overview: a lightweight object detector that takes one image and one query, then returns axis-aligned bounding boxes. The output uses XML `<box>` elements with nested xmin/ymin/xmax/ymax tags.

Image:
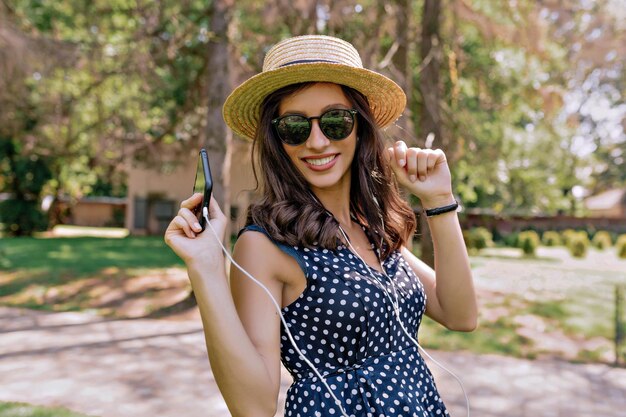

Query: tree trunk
<box><xmin>418</xmin><ymin>0</ymin><xmax>442</xmax><ymax>268</ymax></box>
<box><xmin>392</xmin><ymin>0</ymin><xmax>415</xmax><ymax>139</ymax></box>
<box><xmin>183</xmin><ymin>0</ymin><xmax>234</xmax><ymax>309</ymax></box>
<box><xmin>204</xmin><ymin>0</ymin><xmax>234</xmax><ymax>244</ymax></box>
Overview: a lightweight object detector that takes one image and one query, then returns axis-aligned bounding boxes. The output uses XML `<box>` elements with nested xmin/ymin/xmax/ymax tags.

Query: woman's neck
<box><xmin>310</xmin><ymin>184</ymin><xmax>352</xmax><ymax>226</ymax></box>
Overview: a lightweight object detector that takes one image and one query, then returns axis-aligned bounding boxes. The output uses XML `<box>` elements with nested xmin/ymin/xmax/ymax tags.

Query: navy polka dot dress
<box><xmin>239</xmin><ymin>224</ymin><xmax>450</xmax><ymax>417</ymax></box>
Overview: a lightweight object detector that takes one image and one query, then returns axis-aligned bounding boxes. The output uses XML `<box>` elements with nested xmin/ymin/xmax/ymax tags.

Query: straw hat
<box><xmin>223</xmin><ymin>35</ymin><xmax>406</xmax><ymax>141</ymax></box>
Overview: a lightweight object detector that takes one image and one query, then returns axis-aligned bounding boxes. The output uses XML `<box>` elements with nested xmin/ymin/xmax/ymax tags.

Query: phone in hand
<box><xmin>192</xmin><ymin>148</ymin><xmax>213</xmax><ymax>232</ymax></box>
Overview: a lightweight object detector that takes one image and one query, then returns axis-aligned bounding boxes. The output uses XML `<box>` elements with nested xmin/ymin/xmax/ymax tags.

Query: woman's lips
<box><xmin>301</xmin><ymin>154</ymin><xmax>339</xmax><ymax>171</ymax></box>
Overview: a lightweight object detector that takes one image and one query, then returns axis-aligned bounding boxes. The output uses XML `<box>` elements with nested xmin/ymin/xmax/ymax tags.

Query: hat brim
<box><xmin>222</xmin><ymin>62</ymin><xmax>406</xmax><ymax>141</ymax></box>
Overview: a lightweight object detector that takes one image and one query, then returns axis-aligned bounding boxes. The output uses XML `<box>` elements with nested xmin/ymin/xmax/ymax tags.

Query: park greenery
<box><xmin>1</xmin><ymin>0</ymin><xmax>625</xmax><ymax>239</ymax></box>
<box><xmin>1</xmin><ymin>225</ymin><xmax>624</xmax><ymax>365</ymax></box>
<box><xmin>0</xmin><ymin>402</ymin><xmax>94</xmax><ymax>417</ymax></box>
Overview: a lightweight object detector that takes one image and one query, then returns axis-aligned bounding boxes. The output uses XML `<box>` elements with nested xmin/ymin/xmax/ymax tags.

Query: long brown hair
<box><xmin>246</xmin><ymin>82</ymin><xmax>415</xmax><ymax>259</ymax></box>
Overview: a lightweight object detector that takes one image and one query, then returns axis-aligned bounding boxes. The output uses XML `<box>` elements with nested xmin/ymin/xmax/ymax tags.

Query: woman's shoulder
<box><xmin>236</xmin><ymin>224</ymin><xmax>278</xmax><ymax>253</ymax></box>
<box><xmin>235</xmin><ymin>224</ymin><xmax>306</xmax><ymax>285</ymax></box>
<box><xmin>234</xmin><ymin>225</ymin><xmax>287</xmax><ymax>277</ymax></box>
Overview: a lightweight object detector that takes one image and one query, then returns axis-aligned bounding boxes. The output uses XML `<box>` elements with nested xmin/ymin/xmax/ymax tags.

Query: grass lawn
<box><xmin>420</xmin><ymin>245</ymin><xmax>626</xmax><ymax>364</ymax></box>
<box><xmin>0</xmin><ymin>230</ymin><xmax>188</xmax><ymax>317</ymax></box>
<box><xmin>1</xmin><ymin>228</ymin><xmax>625</xmax><ymax>364</ymax></box>
<box><xmin>0</xmin><ymin>402</ymin><xmax>95</xmax><ymax>417</ymax></box>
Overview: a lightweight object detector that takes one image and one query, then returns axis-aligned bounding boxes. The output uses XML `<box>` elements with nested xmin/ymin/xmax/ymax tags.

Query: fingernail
<box><xmin>409</xmin><ymin>175</ymin><xmax>417</xmax><ymax>182</ymax></box>
<box><xmin>420</xmin><ymin>176</ymin><xmax>426</xmax><ymax>182</ymax></box>
<box><xmin>194</xmin><ymin>222</ymin><xmax>202</xmax><ymax>231</ymax></box>
<box><xmin>398</xmin><ymin>159</ymin><xmax>405</xmax><ymax>167</ymax></box>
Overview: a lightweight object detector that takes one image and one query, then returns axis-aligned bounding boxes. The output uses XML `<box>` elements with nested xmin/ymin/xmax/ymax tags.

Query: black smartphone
<box><xmin>192</xmin><ymin>148</ymin><xmax>213</xmax><ymax>232</ymax></box>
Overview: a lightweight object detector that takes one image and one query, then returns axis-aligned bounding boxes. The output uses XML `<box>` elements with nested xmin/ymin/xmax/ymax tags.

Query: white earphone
<box><xmin>203</xmin><ymin>206</ymin><xmax>469</xmax><ymax>417</ymax></box>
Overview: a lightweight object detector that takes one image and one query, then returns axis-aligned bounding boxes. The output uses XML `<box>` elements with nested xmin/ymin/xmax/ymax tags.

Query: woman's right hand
<box><xmin>164</xmin><ymin>193</ymin><xmax>227</xmax><ymax>269</ymax></box>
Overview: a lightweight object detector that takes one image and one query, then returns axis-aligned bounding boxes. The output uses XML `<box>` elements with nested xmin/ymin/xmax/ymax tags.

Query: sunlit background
<box><xmin>1</xmin><ymin>0</ymin><xmax>625</xmax><ymax>416</ymax></box>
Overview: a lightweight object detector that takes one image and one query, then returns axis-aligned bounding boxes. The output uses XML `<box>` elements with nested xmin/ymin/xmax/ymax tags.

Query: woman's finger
<box><xmin>426</xmin><ymin>151</ymin><xmax>438</xmax><ymax>173</ymax></box>
<box><xmin>178</xmin><ymin>207</ymin><xmax>202</xmax><ymax>232</ymax></box>
<box><xmin>173</xmin><ymin>215</ymin><xmax>196</xmax><ymax>238</ymax></box>
<box><xmin>416</xmin><ymin>151</ymin><xmax>429</xmax><ymax>181</ymax></box>
<box><xmin>393</xmin><ymin>141</ymin><xmax>408</xmax><ymax>167</ymax></box>
<box><xmin>180</xmin><ymin>192</ymin><xmax>204</xmax><ymax>210</ymax></box>
<box><xmin>405</xmin><ymin>148</ymin><xmax>419</xmax><ymax>182</ymax></box>
<box><xmin>208</xmin><ymin>195</ymin><xmax>225</xmax><ymax>221</ymax></box>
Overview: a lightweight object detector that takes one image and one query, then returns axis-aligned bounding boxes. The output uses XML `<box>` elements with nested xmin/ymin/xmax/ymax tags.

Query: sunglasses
<box><xmin>271</xmin><ymin>108</ymin><xmax>358</xmax><ymax>146</ymax></box>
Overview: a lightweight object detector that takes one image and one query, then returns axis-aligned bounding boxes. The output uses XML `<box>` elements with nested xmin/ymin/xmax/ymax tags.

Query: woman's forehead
<box><xmin>279</xmin><ymin>83</ymin><xmax>351</xmax><ymax>113</ymax></box>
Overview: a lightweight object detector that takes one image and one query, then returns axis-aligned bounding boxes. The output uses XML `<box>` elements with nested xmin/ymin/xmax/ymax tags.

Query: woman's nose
<box><xmin>305</xmin><ymin>119</ymin><xmax>330</xmax><ymax>149</ymax></box>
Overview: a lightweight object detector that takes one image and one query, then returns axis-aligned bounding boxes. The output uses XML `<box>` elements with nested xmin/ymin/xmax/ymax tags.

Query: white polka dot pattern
<box><xmin>239</xmin><ymin>225</ymin><xmax>449</xmax><ymax>417</ymax></box>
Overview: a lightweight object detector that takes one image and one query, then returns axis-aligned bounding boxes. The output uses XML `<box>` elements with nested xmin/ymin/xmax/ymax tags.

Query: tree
<box><xmin>417</xmin><ymin>0</ymin><xmax>443</xmax><ymax>267</ymax></box>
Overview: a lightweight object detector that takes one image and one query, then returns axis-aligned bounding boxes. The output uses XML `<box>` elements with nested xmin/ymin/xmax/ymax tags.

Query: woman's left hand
<box><xmin>385</xmin><ymin>140</ymin><xmax>454</xmax><ymax>208</ymax></box>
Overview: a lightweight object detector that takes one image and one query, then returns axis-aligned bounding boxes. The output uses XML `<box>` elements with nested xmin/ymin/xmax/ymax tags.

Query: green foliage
<box><xmin>0</xmin><ymin>138</ymin><xmax>52</xmax><ymax>236</ymax></box>
<box><xmin>527</xmin><ymin>301</ymin><xmax>568</xmax><ymax>320</ymax></box>
<box><xmin>517</xmin><ymin>230</ymin><xmax>540</xmax><ymax>256</ymax></box>
<box><xmin>0</xmin><ymin>200</ymin><xmax>49</xmax><ymax>237</ymax></box>
<box><xmin>567</xmin><ymin>232</ymin><xmax>589</xmax><ymax>258</ymax></box>
<box><xmin>0</xmin><ymin>402</ymin><xmax>94</xmax><ymax>417</ymax></box>
<box><xmin>561</xmin><ymin>229</ymin><xmax>579</xmax><ymax>247</ymax></box>
<box><xmin>463</xmin><ymin>227</ymin><xmax>493</xmax><ymax>251</ymax></box>
<box><xmin>616</xmin><ymin>235</ymin><xmax>626</xmax><ymax>259</ymax></box>
<box><xmin>541</xmin><ymin>231</ymin><xmax>562</xmax><ymax>247</ymax></box>
<box><xmin>3</xmin><ymin>0</ymin><xmax>624</xmax><ymax>224</ymax></box>
<box><xmin>419</xmin><ymin>315</ymin><xmax>533</xmax><ymax>358</ymax></box>
<box><xmin>503</xmin><ymin>231</ymin><xmax>519</xmax><ymax>248</ymax></box>
<box><xmin>591</xmin><ymin>231</ymin><xmax>613</xmax><ymax>250</ymax></box>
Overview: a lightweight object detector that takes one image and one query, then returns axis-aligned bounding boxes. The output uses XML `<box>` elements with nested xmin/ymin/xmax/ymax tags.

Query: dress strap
<box><xmin>237</xmin><ymin>224</ymin><xmax>309</xmax><ymax>276</ymax></box>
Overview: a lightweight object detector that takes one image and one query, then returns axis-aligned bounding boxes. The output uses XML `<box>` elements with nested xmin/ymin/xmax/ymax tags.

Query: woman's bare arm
<box><xmin>187</xmin><ymin>230</ymin><xmax>286</xmax><ymax>417</ymax></box>
<box><xmin>166</xmin><ymin>194</ymin><xmax>284</xmax><ymax>417</ymax></box>
<box><xmin>401</xmin><ymin>209</ymin><xmax>477</xmax><ymax>331</ymax></box>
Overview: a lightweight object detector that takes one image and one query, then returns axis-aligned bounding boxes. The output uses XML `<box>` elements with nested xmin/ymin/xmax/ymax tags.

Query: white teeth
<box><xmin>305</xmin><ymin>155</ymin><xmax>336</xmax><ymax>166</ymax></box>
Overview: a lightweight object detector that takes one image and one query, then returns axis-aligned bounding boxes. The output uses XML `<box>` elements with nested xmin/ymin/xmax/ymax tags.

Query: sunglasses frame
<box><xmin>271</xmin><ymin>108</ymin><xmax>358</xmax><ymax>146</ymax></box>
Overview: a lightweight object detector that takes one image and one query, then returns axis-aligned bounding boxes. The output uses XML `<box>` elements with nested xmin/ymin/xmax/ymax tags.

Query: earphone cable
<box><xmin>203</xmin><ymin>208</ymin><xmax>351</xmax><ymax>417</ymax></box>
<box><xmin>338</xmin><ymin>226</ymin><xmax>470</xmax><ymax>417</ymax></box>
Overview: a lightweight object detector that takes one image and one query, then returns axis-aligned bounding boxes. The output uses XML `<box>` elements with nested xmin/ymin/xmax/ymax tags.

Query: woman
<box><xmin>164</xmin><ymin>35</ymin><xmax>477</xmax><ymax>417</ymax></box>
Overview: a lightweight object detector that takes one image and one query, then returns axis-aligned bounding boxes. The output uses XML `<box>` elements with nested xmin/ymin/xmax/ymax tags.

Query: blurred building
<box><xmin>125</xmin><ymin>141</ymin><xmax>256</xmax><ymax>236</ymax></box>
<box><xmin>55</xmin><ymin>196</ymin><xmax>127</xmax><ymax>227</ymax></box>
<box><xmin>583</xmin><ymin>187</ymin><xmax>626</xmax><ymax>218</ymax></box>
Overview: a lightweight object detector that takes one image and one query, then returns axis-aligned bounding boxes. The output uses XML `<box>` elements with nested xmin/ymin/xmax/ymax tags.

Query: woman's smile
<box><xmin>301</xmin><ymin>153</ymin><xmax>339</xmax><ymax>170</ymax></box>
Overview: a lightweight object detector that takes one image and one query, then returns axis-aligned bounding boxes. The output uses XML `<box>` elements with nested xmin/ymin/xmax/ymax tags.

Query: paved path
<box><xmin>1</xmin><ymin>307</ymin><xmax>625</xmax><ymax>417</ymax></box>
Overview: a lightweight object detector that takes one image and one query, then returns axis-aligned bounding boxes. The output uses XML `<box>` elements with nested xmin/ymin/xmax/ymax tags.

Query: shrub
<box><xmin>617</xmin><ymin>234</ymin><xmax>626</xmax><ymax>259</ymax></box>
<box><xmin>542</xmin><ymin>231</ymin><xmax>562</xmax><ymax>247</ymax></box>
<box><xmin>503</xmin><ymin>231</ymin><xmax>519</xmax><ymax>248</ymax></box>
<box><xmin>518</xmin><ymin>230</ymin><xmax>540</xmax><ymax>256</ymax></box>
<box><xmin>568</xmin><ymin>231</ymin><xmax>589</xmax><ymax>258</ymax></box>
<box><xmin>465</xmin><ymin>227</ymin><xmax>493</xmax><ymax>250</ymax></box>
<box><xmin>561</xmin><ymin>229</ymin><xmax>578</xmax><ymax>247</ymax></box>
<box><xmin>591</xmin><ymin>231</ymin><xmax>612</xmax><ymax>250</ymax></box>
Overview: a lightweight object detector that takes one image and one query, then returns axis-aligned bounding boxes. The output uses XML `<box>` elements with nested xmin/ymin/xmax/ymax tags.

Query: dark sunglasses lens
<box><xmin>320</xmin><ymin>109</ymin><xmax>355</xmax><ymax>140</ymax></box>
<box><xmin>276</xmin><ymin>115</ymin><xmax>311</xmax><ymax>145</ymax></box>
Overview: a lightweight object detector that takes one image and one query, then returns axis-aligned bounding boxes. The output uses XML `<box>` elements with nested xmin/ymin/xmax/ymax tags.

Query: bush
<box><xmin>464</xmin><ymin>227</ymin><xmax>493</xmax><ymax>251</ymax></box>
<box><xmin>0</xmin><ymin>199</ymin><xmax>49</xmax><ymax>236</ymax></box>
<box><xmin>591</xmin><ymin>231</ymin><xmax>612</xmax><ymax>250</ymax></box>
<box><xmin>542</xmin><ymin>231</ymin><xmax>562</xmax><ymax>247</ymax></box>
<box><xmin>617</xmin><ymin>234</ymin><xmax>626</xmax><ymax>259</ymax></box>
<box><xmin>567</xmin><ymin>231</ymin><xmax>589</xmax><ymax>258</ymax></box>
<box><xmin>503</xmin><ymin>231</ymin><xmax>519</xmax><ymax>248</ymax></box>
<box><xmin>561</xmin><ymin>229</ymin><xmax>578</xmax><ymax>247</ymax></box>
<box><xmin>518</xmin><ymin>230</ymin><xmax>540</xmax><ymax>256</ymax></box>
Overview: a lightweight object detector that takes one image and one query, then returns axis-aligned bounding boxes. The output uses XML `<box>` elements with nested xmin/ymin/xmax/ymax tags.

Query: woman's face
<box><xmin>278</xmin><ymin>82</ymin><xmax>357</xmax><ymax>193</ymax></box>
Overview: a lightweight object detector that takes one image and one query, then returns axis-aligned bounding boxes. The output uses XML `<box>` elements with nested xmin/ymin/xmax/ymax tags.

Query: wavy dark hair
<box><xmin>246</xmin><ymin>82</ymin><xmax>416</xmax><ymax>259</ymax></box>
